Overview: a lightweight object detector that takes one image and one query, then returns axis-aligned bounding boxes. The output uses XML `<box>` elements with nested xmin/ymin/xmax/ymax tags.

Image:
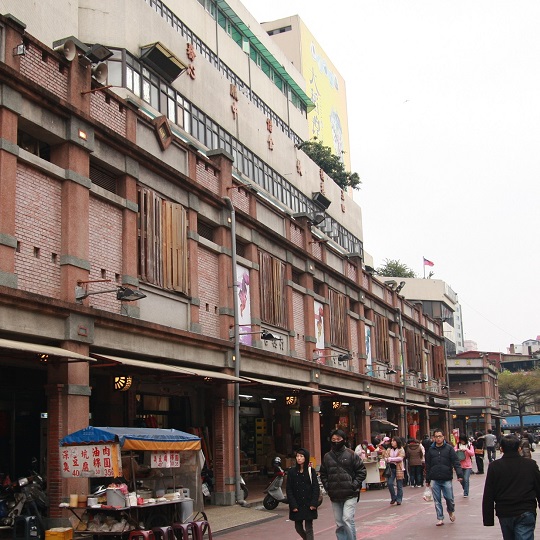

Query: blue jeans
<box><xmin>461</xmin><ymin>468</ymin><xmax>471</xmax><ymax>496</ymax></box>
<box><xmin>331</xmin><ymin>497</ymin><xmax>357</xmax><ymax>540</ymax></box>
<box><xmin>387</xmin><ymin>468</ymin><xmax>403</xmax><ymax>503</ymax></box>
<box><xmin>430</xmin><ymin>479</ymin><xmax>455</xmax><ymax>521</ymax></box>
<box><xmin>499</xmin><ymin>511</ymin><xmax>536</xmax><ymax>540</ymax></box>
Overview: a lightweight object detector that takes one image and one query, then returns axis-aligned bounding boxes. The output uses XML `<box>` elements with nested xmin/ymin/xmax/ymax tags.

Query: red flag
<box><xmin>423</xmin><ymin>257</ymin><xmax>434</xmax><ymax>267</ymax></box>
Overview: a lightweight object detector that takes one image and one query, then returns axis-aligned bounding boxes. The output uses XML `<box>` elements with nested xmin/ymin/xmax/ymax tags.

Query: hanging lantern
<box><xmin>114</xmin><ymin>376</ymin><xmax>133</xmax><ymax>392</ymax></box>
<box><xmin>285</xmin><ymin>396</ymin><xmax>298</xmax><ymax>406</ymax></box>
<box><xmin>332</xmin><ymin>401</ymin><xmax>342</xmax><ymax>410</ymax></box>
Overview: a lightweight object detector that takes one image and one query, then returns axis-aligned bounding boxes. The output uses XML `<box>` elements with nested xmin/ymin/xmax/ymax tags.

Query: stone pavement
<box><xmin>206</xmin><ymin>451</ymin><xmax>540</xmax><ymax>538</ymax></box>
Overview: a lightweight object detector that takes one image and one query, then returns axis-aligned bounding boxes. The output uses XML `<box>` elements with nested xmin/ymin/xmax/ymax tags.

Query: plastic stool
<box><xmin>152</xmin><ymin>527</ymin><xmax>174</xmax><ymax>540</ymax></box>
<box><xmin>171</xmin><ymin>522</ymin><xmax>197</xmax><ymax>540</ymax></box>
<box><xmin>13</xmin><ymin>516</ymin><xmax>39</xmax><ymax>540</ymax></box>
<box><xmin>190</xmin><ymin>520</ymin><xmax>212</xmax><ymax>540</ymax></box>
<box><xmin>128</xmin><ymin>530</ymin><xmax>156</xmax><ymax>540</ymax></box>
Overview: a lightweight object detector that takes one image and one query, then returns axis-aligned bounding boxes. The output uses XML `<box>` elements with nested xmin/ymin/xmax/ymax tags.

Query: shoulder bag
<box><xmin>308</xmin><ymin>465</ymin><xmax>323</xmax><ymax>507</ymax></box>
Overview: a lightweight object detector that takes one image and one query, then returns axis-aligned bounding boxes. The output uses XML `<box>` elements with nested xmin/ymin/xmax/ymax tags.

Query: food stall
<box><xmin>59</xmin><ymin>427</ymin><xmax>204</xmax><ymax>533</ymax></box>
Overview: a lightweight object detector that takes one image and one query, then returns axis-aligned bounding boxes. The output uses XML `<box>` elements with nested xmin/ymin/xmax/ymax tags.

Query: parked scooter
<box><xmin>0</xmin><ymin>459</ymin><xmax>48</xmax><ymax>538</ymax></box>
<box><xmin>263</xmin><ymin>457</ymin><xmax>287</xmax><ymax>510</ymax></box>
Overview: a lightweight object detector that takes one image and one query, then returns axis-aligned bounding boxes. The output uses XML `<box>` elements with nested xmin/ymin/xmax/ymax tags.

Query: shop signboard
<box><xmin>150</xmin><ymin>450</ymin><xmax>181</xmax><ymax>468</ymax></box>
<box><xmin>60</xmin><ymin>443</ymin><xmax>122</xmax><ymax>478</ymax></box>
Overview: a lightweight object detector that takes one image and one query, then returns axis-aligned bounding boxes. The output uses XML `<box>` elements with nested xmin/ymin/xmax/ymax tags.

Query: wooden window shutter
<box><xmin>373</xmin><ymin>313</ymin><xmax>389</xmax><ymax>362</ymax></box>
<box><xmin>137</xmin><ymin>187</ymin><xmax>163</xmax><ymax>286</ymax></box>
<box><xmin>329</xmin><ymin>289</ymin><xmax>348</xmax><ymax>349</ymax></box>
<box><xmin>259</xmin><ymin>251</ymin><xmax>287</xmax><ymax>328</ymax></box>
<box><xmin>163</xmin><ymin>201</ymin><xmax>188</xmax><ymax>294</ymax></box>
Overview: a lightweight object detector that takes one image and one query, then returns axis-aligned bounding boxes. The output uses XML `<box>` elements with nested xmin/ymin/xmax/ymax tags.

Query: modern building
<box><xmin>382</xmin><ymin>277</ymin><xmax>465</xmax><ymax>356</ymax></box>
<box><xmin>508</xmin><ymin>338</ymin><xmax>540</xmax><ymax>356</ymax></box>
<box><xmin>0</xmin><ymin>0</ymin><xmax>450</xmax><ymax>512</ymax></box>
<box><xmin>261</xmin><ymin>15</ymin><xmax>352</xmax><ymax>171</ymax></box>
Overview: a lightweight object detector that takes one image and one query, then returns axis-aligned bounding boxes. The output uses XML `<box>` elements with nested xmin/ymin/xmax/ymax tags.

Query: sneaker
<box><xmin>436</xmin><ymin>520</ymin><xmax>444</xmax><ymax>526</ymax></box>
<box><xmin>396</xmin><ymin>502</ymin><xmax>401</xmax><ymax>505</ymax></box>
<box><xmin>449</xmin><ymin>512</ymin><xmax>456</xmax><ymax>522</ymax></box>
<box><xmin>390</xmin><ymin>500</ymin><xmax>396</xmax><ymax>505</ymax></box>
<box><xmin>464</xmin><ymin>494</ymin><xmax>468</xmax><ymax>498</ymax></box>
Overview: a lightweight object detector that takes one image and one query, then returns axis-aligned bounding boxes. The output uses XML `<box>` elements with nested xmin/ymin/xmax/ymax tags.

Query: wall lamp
<box><xmin>418</xmin><ymin>377</ymin><xmax>429</xmax><ymax>384</ymax></box>
<box><xmin>314</xmin><ymin>353</ymin><xmax>352</xmax><ymax>362</ymax></box>
<box><xmin>13</xmin><ymin>43</ymin><xmax>26</xmax><ymax>57</ymax></box>
<box><xmin>369</xmin><ymin>367</ymin><xmax>397</xmax><ymax>376</ymax></box>
<box><xmin>234</xmin><ymin>327</ymin><xmax>283</xmax><ymax>342</ymax></box>
<box><xmin>75</xmin><ymin>280</ymin><xmax>146</xmax><ymax>303</ymax></box>
<box><xmin>385</xmin><ymin>280</ymin><xmax>397</xmax><ymax>290</ymax></box>
<box><xmin>395</xmin><ymin>281</ymin><xmax>406</xmax><ymax>294</ymax></box>
<box><xmin>441</xmin><ymin>384</ymin><xmax>448</xmax><ymax>390</ymax></box>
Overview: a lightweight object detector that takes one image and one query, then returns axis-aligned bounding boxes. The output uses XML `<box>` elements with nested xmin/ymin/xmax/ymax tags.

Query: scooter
<box><xmin>263</xmin><ymin>457</ymin><xmax>287</xmax><ymax>510</ymax></box>
<box><xmin>0</xmin><ymin>460</ymin><xmax>48</xmax><ymax>539</ymax></box>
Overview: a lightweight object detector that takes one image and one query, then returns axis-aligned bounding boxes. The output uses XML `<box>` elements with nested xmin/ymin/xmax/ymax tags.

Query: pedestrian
<box><xmin>286</xmin><ymin>448</ymin><xmax>319</xmax><ymax>540</ymax></box>
<box><xmin>425</xmin><ymin>429</ymin><xmax>463</xmax><ymax>526</ymax></box>
<box><xmin>473</xmin><ymin>431</ymin><xmax>485</xmax><ymax>474</ymax></box>
<box><xmin>384</xmin><ymin>437</ymin><xmax>405</xmax><ymax>505</ymax></box>
<box><xmin>520</xmin><ymin>437</ymin><xmax>532</xmax><ymax>459</ymax></box>
<box><xmin>482</xmin><ymin>434</ymin><xmax>540</xmax><ymax>539</ymax></box>
<box><xmin>455</xmin><ymin>434</ymin><xmax>474</xmax><ymax>497</ymax></box>
<box><xmin>320</xmin><ymin>429</ymin><xmax>367</xmax><ymax>540</ymax></box>
<box><xmin>484</xmin><ymin>429</ymin><xmax>497</xmax><ymax>463</ymax></box>
<box><xmin>405</xmin><ymin>438</ymin><xmax>424</xmax><ymax>488</ymax></box>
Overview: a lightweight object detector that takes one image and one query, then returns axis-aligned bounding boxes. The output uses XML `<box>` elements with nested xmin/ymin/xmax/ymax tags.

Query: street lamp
<box><xmin>397</xmin><ymin>307</ymin><xmax>408</xmax><ymax>435</ymax></box>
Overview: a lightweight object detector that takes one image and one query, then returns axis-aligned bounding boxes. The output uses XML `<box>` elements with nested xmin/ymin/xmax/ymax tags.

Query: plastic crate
<box><xmin>45</xmin><ymin>528</ymin><xmax>74</xmax><ymax>540</ymax></box>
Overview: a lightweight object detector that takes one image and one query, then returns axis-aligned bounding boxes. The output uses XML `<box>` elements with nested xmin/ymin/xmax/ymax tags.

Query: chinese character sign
<box><xmin>150</xmin><ymin>451</ymin><xmax>180</xmax><ymax>468</ymax></box>
<box><xmin>60</xmin><ymin>444</ymin><xmax>122</xmax><ymax>478</ymax></box>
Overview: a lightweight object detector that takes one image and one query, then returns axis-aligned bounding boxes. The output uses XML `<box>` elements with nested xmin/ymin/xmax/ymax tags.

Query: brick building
<box><xmin>0</xmin><ymin>0</ymin><xmax>450</xmax><ymax>510</ymax></box>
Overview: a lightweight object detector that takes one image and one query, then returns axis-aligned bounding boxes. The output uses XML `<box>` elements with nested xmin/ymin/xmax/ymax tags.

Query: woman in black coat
<box><xmin>286</xmin><ymin>448</ymin><xmax>319</xmax><ymax>540</ymax></box>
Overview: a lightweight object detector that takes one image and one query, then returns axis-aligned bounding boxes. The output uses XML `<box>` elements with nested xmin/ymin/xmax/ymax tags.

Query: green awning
<box><xmin>217</xmin><ymin>0</ymin><xmax>315</xmax><ymax>112</ymax></box>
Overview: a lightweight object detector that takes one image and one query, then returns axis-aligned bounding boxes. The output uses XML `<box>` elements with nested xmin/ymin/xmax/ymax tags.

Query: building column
<box><xmin>0</xmin><ymin>95</ymin><xmax>21</xmax><ymax>288</ymax></box>
<box><xmin>300</xmin><ymin>394</ymin><xmax>322</xmax><ymax>467</ymax></box>
<box><xmin>46</xmin><ymin>343</ymin><xmax>91</xmax><ymax>517</ymax></box>
<box><xmin>212</xmin><ymin>387</ymin><xmax>235</xmax><ymax>505</ymax></box>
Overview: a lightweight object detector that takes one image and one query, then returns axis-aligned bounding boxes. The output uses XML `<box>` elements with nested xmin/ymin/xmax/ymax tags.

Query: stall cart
<box><xmin>59</xmin><ymin>427</ymin><xmax>204</xmax><ymax>535</ymax></box>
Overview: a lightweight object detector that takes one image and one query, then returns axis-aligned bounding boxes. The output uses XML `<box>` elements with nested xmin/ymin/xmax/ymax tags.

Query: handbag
<box><xmin>308</xmin><ymin>466</ymin><xmax>324</xmax><ymax>507</ymax></box>
<box><xmin>475</xmin><ymin>448</ymin><xmax>484</xmax><ymax>455</ymax></box>
<box><xmin>383</xmin><ymin>464</ymin><xmax>392</xmax><ymax>478</ymax></box>
<box><xmin>456</xmin><ymin>449</ymin><xmax>466</xmax><ymax>461</ymax></box>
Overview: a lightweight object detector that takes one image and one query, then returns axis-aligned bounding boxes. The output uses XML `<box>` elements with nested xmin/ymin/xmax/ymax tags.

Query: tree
<box><xmin>299</xmin><ymin>140</ymin><xmax>361</xmax><ymax>190</ymax></box>
<box><xmin>498</xmin><ymin>370</ymin><xmax>540</xmax><ymax>433</ymax></box>
<box><xmin>376</xmin><ymin>259</ymin><xmax>417</xmax><ymax>278</ymax></box>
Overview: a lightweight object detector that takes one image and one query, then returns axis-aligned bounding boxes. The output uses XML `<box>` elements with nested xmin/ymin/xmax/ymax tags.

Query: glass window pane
<box><xmin>107</xmin><ymin>61</ymin><xmax>122</xmax><ymax>87</ymax></box>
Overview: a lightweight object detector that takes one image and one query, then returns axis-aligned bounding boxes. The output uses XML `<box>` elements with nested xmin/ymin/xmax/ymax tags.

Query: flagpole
<box><xmin>423</xmin><ymin>257</ymin><xmax>425</xmax><ymax>279</ymax></box>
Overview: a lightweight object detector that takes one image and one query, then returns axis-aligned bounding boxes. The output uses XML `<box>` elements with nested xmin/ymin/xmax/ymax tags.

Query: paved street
<box><xmin>214</xmin><ymin>453</ymin><xmax>540</xmax><ymax>539</ymax></box>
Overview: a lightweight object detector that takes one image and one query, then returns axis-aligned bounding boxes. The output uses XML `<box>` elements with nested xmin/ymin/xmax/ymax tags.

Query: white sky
<box><xmin>240</xmin><ymin>0</ymin><xmax>540</xmax><ymax>353</ymax></box>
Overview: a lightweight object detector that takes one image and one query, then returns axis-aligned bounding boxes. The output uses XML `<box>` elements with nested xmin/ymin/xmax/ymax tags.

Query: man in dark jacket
<box><xmin>482</xmin><ymin>434</ymin><xmax>540</xmax><ymax>539</ymax></box>
<box><xmin>320</xmin><ymin>429</ymin><xmax>366</xmax><ymax>540</ymax></box>
<box><xmin>425</xmin><ymin>429</ymin><xmax>463</xmax><ymax>527</ymax></box>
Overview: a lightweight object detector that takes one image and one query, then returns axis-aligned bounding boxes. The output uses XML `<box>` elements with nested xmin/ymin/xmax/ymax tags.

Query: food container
<box><xmin>137</xmin><ymin>488</ymin><xmax>153</xmax><ymax>500</ymax></box>
<box><xmin>106</xmin><ymin>488</ymin><xmax>127</xmax><ymax>508</ymax></box>
<box><xmin>45</xmin><ymin>528</ymin><xmax>73</xmax><ymax>540</ymax></box>
<box><xmin>69</xmin><ymin>494</ymin><xmax>78</xmax><ymax>507</ymax></box>
<box><xmin>77</xmin><ymin>495</ymin><xmax>87</xmax><ymax>508</ymax></box>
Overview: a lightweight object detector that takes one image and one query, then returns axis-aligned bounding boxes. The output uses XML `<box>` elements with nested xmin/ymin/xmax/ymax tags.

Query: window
<box><xmin>259</xmin><ymin>251</ymin><xmax>287</xmax><ymax>328</ymax></box>
<box><xmin>374</xmin><ymin>313</ymin><xmax>389</xmax><ymax>362</ymax></box>
<box><xmin>329</xmin><ymin>289</ymin><xmax>348</xmax><ymax>349</ymax></box>
<box><xmin>138</xmin><ymin>187</ymin><xmax>188</xmax><ymax>294</ymax></box>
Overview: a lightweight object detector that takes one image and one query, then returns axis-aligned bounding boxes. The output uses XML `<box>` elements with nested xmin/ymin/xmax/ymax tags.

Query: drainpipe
<box><xmin>223</xmin><ymin>196</ymin><xmax>244</xmax><ymax>505</ymax></box>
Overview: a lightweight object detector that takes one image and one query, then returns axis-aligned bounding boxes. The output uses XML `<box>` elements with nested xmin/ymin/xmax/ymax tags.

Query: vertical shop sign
<box><xmin>236</xmin><ymin>263</ymin><xmax>252</xmax><ymax>345</ymax></box>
